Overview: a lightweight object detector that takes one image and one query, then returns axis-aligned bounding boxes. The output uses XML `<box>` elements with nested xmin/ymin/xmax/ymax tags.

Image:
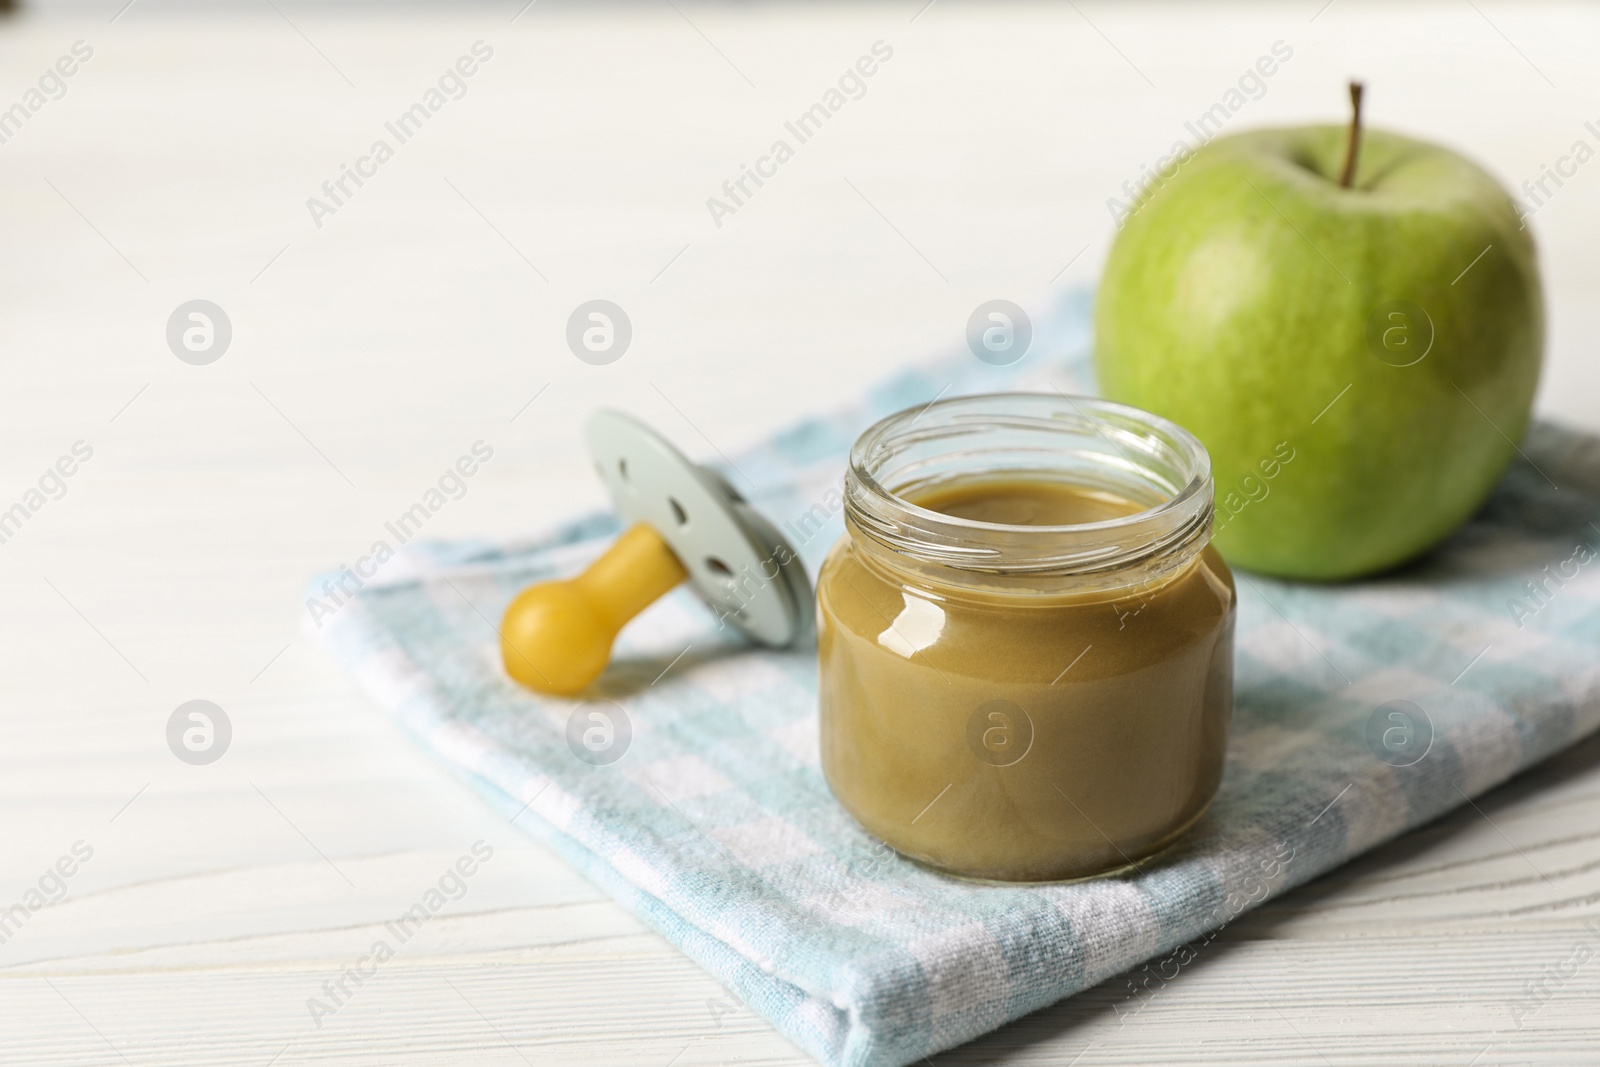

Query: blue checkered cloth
<box><xmin>313</xmin><ymin>290</ymin><xmax>1600</xmax><ymax>1067</ymax></box>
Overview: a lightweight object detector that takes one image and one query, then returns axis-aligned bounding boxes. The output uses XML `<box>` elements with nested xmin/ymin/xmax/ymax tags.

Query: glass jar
<box><xmin>816</xmin><ymin>393</ymin><xmax>1235</xmax><ymax>882</ymax></box>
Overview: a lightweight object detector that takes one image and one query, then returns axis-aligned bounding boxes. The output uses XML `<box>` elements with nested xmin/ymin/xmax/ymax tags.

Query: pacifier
<box><xmin>500</xmin><ymin>411</ymin><xmax>812</xmax><ymax>695</ymax></box>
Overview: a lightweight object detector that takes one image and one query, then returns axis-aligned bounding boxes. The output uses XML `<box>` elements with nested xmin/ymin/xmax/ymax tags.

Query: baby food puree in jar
<box><xmin>816</xmin><ymin>394</ymin><xmax>1235</xmax><ymax>882</ymax></box>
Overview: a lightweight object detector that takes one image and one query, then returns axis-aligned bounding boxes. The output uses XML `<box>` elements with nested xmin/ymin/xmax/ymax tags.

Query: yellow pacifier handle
<box><xmin>500</xmin><ymin>523</ymin><xmax>689</xmax><ymax>696</ymax></box>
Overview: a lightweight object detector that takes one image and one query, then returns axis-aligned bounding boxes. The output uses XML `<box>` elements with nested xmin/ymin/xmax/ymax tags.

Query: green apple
<box><xmin>1095</xmin><ymin>120</ymin><xmax>1543</xmax><ymax>580</ymax></box>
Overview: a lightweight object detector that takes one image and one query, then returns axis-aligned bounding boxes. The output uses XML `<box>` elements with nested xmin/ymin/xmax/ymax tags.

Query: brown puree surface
<box><xmin>914</xmin><ymin>478</ymin><xmax>1143</xmax><ymax>527</ymax></box>
<box><xmin>817</xmin><ymin>477</ymin><xmax>1236</xmax><ymax>882</ymax></box>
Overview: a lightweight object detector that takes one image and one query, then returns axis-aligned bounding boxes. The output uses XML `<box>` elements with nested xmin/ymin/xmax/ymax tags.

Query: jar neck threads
<box><xmin>843</xmin><ymin>393</ymin><xmax>1214</xmax><ymax>593</ymax></box>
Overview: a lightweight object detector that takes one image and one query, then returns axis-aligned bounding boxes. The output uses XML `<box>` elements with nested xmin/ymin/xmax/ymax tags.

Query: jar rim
<box><xmin>844</xmin><ymin>392</ymin><xmax>1214</xmax><ymax>577</ymax></box>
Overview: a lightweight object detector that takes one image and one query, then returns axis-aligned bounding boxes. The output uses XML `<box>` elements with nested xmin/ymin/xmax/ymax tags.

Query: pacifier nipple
<box><xmin>501</xmin><ymin>524</ymin><xmax>688</xmax><ymax>694</ymax></box>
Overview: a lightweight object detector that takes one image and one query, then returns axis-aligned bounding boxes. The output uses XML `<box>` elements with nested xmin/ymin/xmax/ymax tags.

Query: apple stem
<box><xmin>1338</xmin><ymin>81</ymin><xmax>1365</xmax><ymax>189</ymax></box>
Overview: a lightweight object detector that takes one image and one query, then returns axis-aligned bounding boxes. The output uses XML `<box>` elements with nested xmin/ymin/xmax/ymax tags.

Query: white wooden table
<box><xmin>3</xmin><ymin>2</ymin><xmax>1599</xmax><ymax>1063</ymax></box>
